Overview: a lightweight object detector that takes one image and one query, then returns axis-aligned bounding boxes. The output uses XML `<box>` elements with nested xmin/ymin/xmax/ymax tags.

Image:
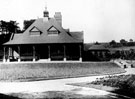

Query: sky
<box><xmin>0</xmin><ymin>0</ymin><xmax>135</xmax><ymax>43</ymax></box>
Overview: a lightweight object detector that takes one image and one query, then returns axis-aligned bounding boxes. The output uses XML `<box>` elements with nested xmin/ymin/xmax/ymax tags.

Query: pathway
<box><xmin>0</xmin><ymin>68</ymin><xmax>134</xmax><ymax>98</ymax></box>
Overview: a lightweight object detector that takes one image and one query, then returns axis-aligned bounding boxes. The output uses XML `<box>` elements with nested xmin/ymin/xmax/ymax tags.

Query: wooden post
<box><xmin>18</xmin><ymin>46</ymin><xmax>21</xmax><ymax>62</ymax></box>
<box><xmin>33</xmin><ymin>46</ymin><xmax>36</xmax><ymax>62</ymax></box>
<box><xmin>79</xmin><ymin>45</ymin><xmax>82</xmax><ymax>62</ymax></box>
<box><xmin>48</xmin><ymin>45</ymin><xmax>51</xmax><ymax>61</ymax></box>
<box><xmin>63</xmin><ymin>45</ymin><xmax>66</xmax><ymax>61</ymax></box>
<box><xmin>3</xmin><ymin>46</ymin><xmax>6</xmax><ymax>62</ymax></box>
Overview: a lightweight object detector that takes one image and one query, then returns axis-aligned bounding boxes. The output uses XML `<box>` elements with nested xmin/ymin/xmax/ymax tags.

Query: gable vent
<box><xmin>29</xmin><ymin>26</ymin><xmax>42</xmax><ymax>36</ymax></box>
<box><xmin>47</xmin><ymin>26</ymin><xmax>60</xmax><ymax>36</ymax></box>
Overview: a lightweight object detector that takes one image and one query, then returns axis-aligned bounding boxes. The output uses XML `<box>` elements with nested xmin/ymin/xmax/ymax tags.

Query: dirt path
<box><xmin>0</xmin><ymin>75</ymin><xmax>105</xmax><ymax>93</ymax></box>
<box><xmin>0</xmin><ymin>68</ymin><xmax>134</xmax><ymax>99</ymax></box>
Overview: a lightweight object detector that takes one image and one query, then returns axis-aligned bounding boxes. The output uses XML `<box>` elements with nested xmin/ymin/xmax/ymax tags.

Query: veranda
<box><xmin>3</xmin><ymin>44</ymin><xmax>82</xmax><ymax>62</ymax></box>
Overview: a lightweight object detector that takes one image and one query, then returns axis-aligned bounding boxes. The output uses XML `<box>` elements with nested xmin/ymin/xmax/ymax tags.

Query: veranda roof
<box><xmin>88</xmin><ymin>44</ymin><xmax>109</xmax><ymax>51</ymax></box>
<box><xmin>4</xmin><ymin>18</ymin><xmax>83</xmax><ymax>45</ymax></box>
<box><xmin>109</xmin><ymin>46</ymin><xmax>135</xmax><ymax>51</ymax></box>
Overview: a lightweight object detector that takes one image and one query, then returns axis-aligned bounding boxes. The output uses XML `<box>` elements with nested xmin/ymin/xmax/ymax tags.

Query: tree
<box><xmin>127</xmin><ymin>39</ymin><xmax>135</xmax><ymax>46</ymax></box>
<box><xmin>120</xmin><ymin>39</ymin><xmax>127</xmax><ymax>46</ymax></box>
<box><xmin>0</xmin><ymin>20</ymin><xmax>21</xmax><ymax>34</ymax></box>
<box><xmin>0</xmin><ymin>20</ymin><xmax>8</xmax><ymax>34</ymax></box>
<box><xmin>129</xmin><ymin>39</ymin><xmax>133</xmax><ymax>42</ymax></box>
<box><xmin>109</xmin><ymin>40</ymin><xmax>116</xmax><ymax>47</ymax></box>
<box><xmin>23</xmin><ymin>19</ymin><xmax>35</xmax><ymax>30</ymax></box>
<box><xmin>0</xmin><ymin>20</ymin><xmax>21</xmax><ymax>44</ymax></box>
<box><xmin>95</xmin><ymin>41</ymin><xmax>100</xmax><ymax>45</ymax></box>
<box><xmin>7</xmin><ymin>21</ymin><xmax>21</xmax><ymax>33</ymax></box>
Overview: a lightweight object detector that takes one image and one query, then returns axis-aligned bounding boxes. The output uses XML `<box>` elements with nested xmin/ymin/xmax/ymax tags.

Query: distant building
<box><xmin>3</xmin><ymin>7</ymin><xmax>83</xmax><ymax>62</ymax></box>
<box><xmin>83</xmin><ymin>44</ymin><xmax>110</xmax><ymax>61</ymax></box>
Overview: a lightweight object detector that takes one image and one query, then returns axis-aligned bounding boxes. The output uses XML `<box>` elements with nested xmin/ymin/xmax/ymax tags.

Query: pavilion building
<box><xmin>3</xmin><ymin>7</ymin><xmax>83</xmax><ymax>62</ymax></box>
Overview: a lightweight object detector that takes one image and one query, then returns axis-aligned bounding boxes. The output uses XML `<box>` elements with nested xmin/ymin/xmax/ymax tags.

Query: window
<box><xmin>48</xmin><ymin>26</ymin><xmax>59</xmax><ymax>35</ymax></box>
<box><xmin>29</xmin><ymin>26</ymin><xmax>41</xmax><ymax>36</ymax></box>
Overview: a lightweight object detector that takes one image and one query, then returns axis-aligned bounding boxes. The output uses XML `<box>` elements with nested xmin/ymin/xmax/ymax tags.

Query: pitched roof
<box><xmin>109</xmin><ymin>46</ymin><xmax>135</xmax><ymax>51</ymax></box>
<box><xmin>70</xmin><ymin>32</ymin><xmax>83</xmax><ymax>41</ymax></box>
<box><xmin>4</xmin><ymin>18</ymin><xmax>83</xmax><ymax>45</ymax></box>
<box><xmin>10</xmin><ymin>33</ymin><xmax>22</xmax><ymax>41</ymax></box>
<box><xmin>88</xmin><ymin>44</ymin><xmax>109</xmax><ymax>51</ymax></box>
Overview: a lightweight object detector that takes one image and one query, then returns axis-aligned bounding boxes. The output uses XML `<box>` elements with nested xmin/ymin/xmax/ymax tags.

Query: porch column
<box><xmin>102</xmin><ymin>51</ymin><xmax>105</xmax><ymax>58</ymax></box>
<box><xmin>79</xmin><ymin>45</ymin><xmax>82</xmax><ymax>62</ymax></box>
<box><xmin>7</xmin><ymin>47</ymin><xmax>10</xmax><ymax>62</ymax></box>
<box><xmin>18</xmin><ymin>46</ymin><xmax>21</xmax><ymax>62</ymax></box>
<box><xmin>3</xmin><ymin>46</ymin><xmax>6</xmax><ymax>62</ymax></box>
<box><xmin>48</xmin><ymin>45</ymin><xmax>51</xmax><ymax>61</ymax></box>
<box><xmin>33</xmin><ymin>46</ymin><xmax>36</xmax><ymax>62</ymax></box>
<box><xmin>63</xmin><ymin>45</ymin><xmax>66</xmax><ymax>61</ymax></box>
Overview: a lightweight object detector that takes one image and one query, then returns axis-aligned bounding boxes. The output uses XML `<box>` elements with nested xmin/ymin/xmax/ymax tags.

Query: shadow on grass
<box><xmin>0</xmin><ymin>93</ymin><xmax>63</xmax><ymax>99</ymax></box>
<box><xmin>112</xmin><ymin>87</ymin><xmax>135</xmax><ymax>99</ymax></box>
<box><xmin>8</xmin><ymin>91</ymin><xmax>116</xmax><ymax>99</ymax></box>
<box><xmin>0</xmin><ymin>93</ymin><xmax>21</xmax><ymax>99</ymax></box>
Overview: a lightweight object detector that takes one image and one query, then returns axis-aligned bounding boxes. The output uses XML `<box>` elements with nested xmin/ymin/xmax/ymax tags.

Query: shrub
<box><xmin>91</xmin><ymin>75</ymin><xmax>135</xmax><ymax>98</ymax></box>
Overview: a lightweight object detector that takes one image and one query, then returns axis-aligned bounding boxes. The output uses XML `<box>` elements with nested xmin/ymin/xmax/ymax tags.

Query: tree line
<box><xmin>0</xmin><ymin>20</ymin><xmax>21</xmax><ymax>44</ymax></box>
<box><xmin>109</xmin><ymin>39</ymin><xmax>135</xmax><ymax>48</ymax></box>
<box><xmin>0</xmin><ymin>19</ymin><xmax>35</xmax><ymax>44</ymax></box>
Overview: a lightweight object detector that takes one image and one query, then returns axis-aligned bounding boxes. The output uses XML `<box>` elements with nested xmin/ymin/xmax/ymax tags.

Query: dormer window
<box><xmin>47</xmin><ymin>26</ymin><xmax>59</xmax><ymax>36</ymax></box>
<box><xmin>29</xmin><ymin>26</ymin><xmax>42</xmax><ymax>36</ymax></box>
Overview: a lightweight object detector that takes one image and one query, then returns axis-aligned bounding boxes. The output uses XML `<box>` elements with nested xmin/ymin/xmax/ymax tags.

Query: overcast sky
<box><xmin>0</xmin><ymin>0</ymin><xmax>135</xmax><ymax>43</ymax></box>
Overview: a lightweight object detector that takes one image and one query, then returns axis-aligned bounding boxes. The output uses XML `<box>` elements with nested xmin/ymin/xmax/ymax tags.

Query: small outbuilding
<box><xmin>83</xmin><ymin>44</ymin><xmax>110</xmax><ymax>61</ymax></box>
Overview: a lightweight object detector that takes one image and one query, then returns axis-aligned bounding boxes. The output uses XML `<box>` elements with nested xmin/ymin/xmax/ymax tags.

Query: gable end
<box><xmin>47</xmin><ymin>26</ymin><xmax>60</xmax><ymax>36</ymax></box>
<box><xmin>29</xmin><ymin>26</ymin><xmax>42</xmax><ymax>35</ymax></box>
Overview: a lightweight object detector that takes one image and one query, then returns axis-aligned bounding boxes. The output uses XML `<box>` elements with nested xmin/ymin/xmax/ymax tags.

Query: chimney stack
<box><xmin>54</xmin><ymin>12</ymin><xmax>62</xmax><ymax>26</ymax></box>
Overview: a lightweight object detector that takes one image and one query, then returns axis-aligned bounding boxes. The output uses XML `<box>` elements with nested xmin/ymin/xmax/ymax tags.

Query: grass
<box><xmin>71</xmin><ymin>74</ymin><xmax>135</xmax><ymax>98</ymax></box>
<box><xmin>0</xmin><ymin>93</ymin><xmax>20</xmax><ymax>99</ymax></box>
<box><xmin>9</xmin><ymin>91</ymin><xmax>116</xmax><ymax>99</ymax></box>
<box><xmin>0</xmin><ymin>62</ymin><xmax>125</xmax><ymax>82</ymax></box>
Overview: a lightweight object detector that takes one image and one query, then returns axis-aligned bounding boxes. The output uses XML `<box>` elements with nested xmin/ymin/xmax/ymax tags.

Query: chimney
<box><xmin>54</xmin><ymin>12</ymin><xmax>62</xmax><ymax>26</ymax></box>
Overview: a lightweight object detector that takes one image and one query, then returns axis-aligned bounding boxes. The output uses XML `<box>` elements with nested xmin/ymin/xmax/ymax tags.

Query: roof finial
<box><xmin>43</xmin><ymin>2</ymin><xmax>49</xmax><ymax>17</ymax></box>
<box><xmin>45</xmin><ymin>2</ymin><xmax>47</xmax><ymax>11</ymax></box>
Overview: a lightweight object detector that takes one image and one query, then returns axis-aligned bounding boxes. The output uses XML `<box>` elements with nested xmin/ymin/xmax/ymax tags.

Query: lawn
<box><xmin>70</xmin><ymin>74</ymin><xmax>135</xmax><ymax>98</ymax></box>
<box><xmin>0</xmin><ymin>62</ymin><xmax>125</xmax><ymax>82</ymax></box>
<box><xmin>8</xmin><ymin>91</ymin><xmax>116</xmax><ymax>99</ymax></box>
